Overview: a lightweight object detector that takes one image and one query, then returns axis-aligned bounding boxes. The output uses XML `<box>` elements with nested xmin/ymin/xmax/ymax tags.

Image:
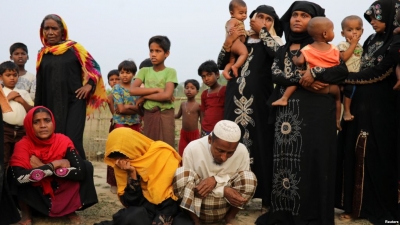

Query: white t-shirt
<box><xmin>15</xmin><ymin>71</ymin><xmax>36</xmax><ymax>101</ymax></box>
<box><xmin>3</xmin><ymin>87</ymin><xmax>34</xmax><ymax>125</ymax></box>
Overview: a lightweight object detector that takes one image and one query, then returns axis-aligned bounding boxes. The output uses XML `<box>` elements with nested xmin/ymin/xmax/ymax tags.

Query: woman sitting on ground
<box><xmin>9</xmin><ymin>106</ymin><xmax>98</xmax><ymax>225</ymax></box>
<box><xmin>95</xmin><ymin>127</ymin><xmax>181</xmax><ymax>225</ymax></box>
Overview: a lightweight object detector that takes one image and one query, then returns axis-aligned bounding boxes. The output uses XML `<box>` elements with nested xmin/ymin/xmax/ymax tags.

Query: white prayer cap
<box><xmin>212</xmin><ymin>120</ymin><xmax>241</xmax><ymax>142</ymax></box>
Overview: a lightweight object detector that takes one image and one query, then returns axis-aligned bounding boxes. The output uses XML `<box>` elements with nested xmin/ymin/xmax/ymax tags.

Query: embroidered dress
<box><xmin>9</xmin><ymin>106</ymin><xmax>97</xmax><ymax>217</ymax></box>
<box><xmin>256</xmin><ymin>2</ymin><xmax>348</xmax><ymax>225</ymax></box>
<box><xmin>218</xmin><ymin>13</ymin><xmax>282</xmax><ymax>204</ymax></box>
<box><xmin>335</xmin><ymin>0</ymin><xmax>400</xmax><ymax>223</ymax></box>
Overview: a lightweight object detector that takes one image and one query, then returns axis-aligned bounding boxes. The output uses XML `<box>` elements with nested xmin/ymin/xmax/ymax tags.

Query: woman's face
<box><xmin>290</xmin><ymin>10</ymin><xmax>312</xmax><ymax>33</ymax></box>
<box><xmin>255</xmin><ymin>13</ymin><xmax>274</xmax><ymax>31</ymax></box>
<box><xmin>369</xmin><ymin>15</ymin><xmax>386</xmax><ymax>33</ymax></box>
<box><xmin>43</xmin><ymin>19</ymin><xmax>63</xmax><ymax>45</ymax></box>
<box><xmin>32</xmin><ymin>112</ymin><xmax>54</xmax><ymax>140</ymax></box>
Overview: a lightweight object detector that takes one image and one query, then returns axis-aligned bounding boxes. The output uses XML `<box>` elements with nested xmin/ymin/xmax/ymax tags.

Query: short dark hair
<box><xmin>118</xmin><ymin>60</ymin><xmax>137</xmax><ymax>74</ymax></box>
<box><xmin>107</xmin><ymin>152</ymin><xmax>128</xmax><ymax>159</ymax></box>
<box><xmin>148</xmin><ymin>35</ymin><xmax>171</xmax><ymax>52</ymax></box>
<box><xmin>229</xmin><ymin>0</ymin><xmax>246</xmax><ymax>11</ymax></box>
<box><xmin>10</xmin><ymin>42</ymin><xmax>28</xmax><ymax>55</ymax></box>
<box><xmin>184</xmin><ymin>79</ymin><xmax>200</xmax><ymax>90</ymax></box>
<box><xmin>341</xmin><ymin>15</ymin><xmax>363</xmax><ymax>30</ymax></box>
<box><xmin>198</xmin><ymin>60</ymin><xmax>219</xmax><ymax>76</ymax></box>
<box><xmin>139</xmin><ymin>58</ymin><xmax>153</xmax><ymax>69</ymax></box>
<box><xmin>41</xmin><ymin>14</ymin><xmax>65</xmax><ymax>40</ymax></box>
<box><xmin>0</xmin><ymin>61</ymin><xmax>18</xmax><ymax>76</ymax></box>
<box><xmin>107</xmin><ymin>69</ymin><xmax>119</xmax><ymax>80</ymax></box>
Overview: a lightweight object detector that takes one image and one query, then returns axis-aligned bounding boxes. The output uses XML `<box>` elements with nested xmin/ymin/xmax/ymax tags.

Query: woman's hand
<box><xmin>310</xmin><ymin>81</ymin><xmax>329</xmax><ymax>91</ymax></box>
<box><xmin>250</xmin><ymin>18</ymin><xmax>265</xmax><ymax>35</ymax></box>
<box><xmin>299</xmin><ymin>69</ymin><xmax>315</xmax><ymax>87</ymax></box>
<box><xmin>115</xmin><ymin>159</ymin><xmax>137</xmax><ymax>179</ymax></box>
<box><xmin>30</xmin><ymin>155</ymin><xmax>44</xmax><ymax>168</ymax></box>
<box><xmin>224</xmin><ymin>27</ymin><xmax>246</xmax><ymax>51</ymax></box>
<box><xmin>52</xmin><ymin>159</ymin><xmax>71</xmax><ymax>169</ymax></box>
<box><xmin>75</xmin><ymin>84</ymin><xmax>92</xmax><ymax>99</ymax></box>
<box><xmin>135</xmin><ymin>97</ymin><xmax>145</xmax><ymax>108</ymax></box>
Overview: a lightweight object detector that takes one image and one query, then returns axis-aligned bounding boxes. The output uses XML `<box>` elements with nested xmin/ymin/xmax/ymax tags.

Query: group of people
<box><xmin>1</xmin><ymin>0</ymin><xmax>400</xmax><ymax>224</ymax></box>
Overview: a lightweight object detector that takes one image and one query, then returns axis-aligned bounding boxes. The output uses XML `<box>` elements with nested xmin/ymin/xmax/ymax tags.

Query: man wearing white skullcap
<box><xmin>172</xmin><ymin>120</ymin><xmax>257</xmax><ymax>225</ymax></box>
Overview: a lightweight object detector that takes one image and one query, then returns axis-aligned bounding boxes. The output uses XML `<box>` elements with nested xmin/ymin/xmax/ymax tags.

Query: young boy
<box><xmin>222</xmin><ymin>0</ymin><xmax>248</xmax><ymax>79</ymax></box>
<box><xmin>9</xmin><ymin>43</ymin><xmax>36</xmax><ymax>101</ymax></box>
<box><xmin>337</xmin><ymin>15</ymin><xmax>364</xmax><ymax>121</ymax></box>
<box><xmin>0</xmin><ymin>61</ymin><xmax>33</xmax><ymax>170</ymax></box>
<box><xmin>113</xmin><ymin>60</ymin><xmax>140</xmax><ymax>131</ymax></box>
<box><xmin>271</xmin><ymin>17</ymin><xmax>342</xmax><ymax>130</ymax></box>
<box><xmin>130</xmin><ymin>35</ymin><xmax>178</xmax><ymax>148</ymax></box>
<box><xmin>106</xmin><ymin>69</ymin><xmax>119</xmax><ymax>194</ymax></box>
<box><xmin>198</xmin><ymin>60</ymin><xmax>226</xmax><ymax>137</ymax></box>
<box><xmin>175</xmin><ymin>79</ymin><xmax>201</xmax><ymax>156</ymax></box>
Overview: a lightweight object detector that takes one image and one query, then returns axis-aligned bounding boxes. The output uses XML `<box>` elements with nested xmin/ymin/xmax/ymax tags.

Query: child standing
<box><xmin>337</xmin><ymin>15</ymin><xmax>364</xmax><ymax>121</ymax></box>
<box><xmin>130</xmin><ymin>36</ymin><xmax>177</xmax><ymax>148</ymax></box>
<box><xmin>222</xmin><ymin>0</ymin><xmax>248</xmax><ymax>79</ymax></box>
<box><xmin>106</xmin><ymin>69</ymin><xmax>119</xmax><ymax>194</ymax></box>
<box><xmin>198</xmin><ymin>60</ymin><xmax>226</xmax><ymax>137</ymax></box>
<box><xmin>271</xmin><ymin>17</ymin><xmax>342</xmax><ymax>130</ymax></box>
<box><xmin>9</xmin><ymin>43</ymin><xmax>36</xmax><ymax>101</ymax></box>
<box><xmin>0</xmin><ymin>61</ymin><xmax>33</xmax><ymax>170</ymax></box>
<box><xmin>113</xmin><ymin>60</ymin><xmax>140</xmax><ymax>131</ymax></box>
<box><xmin>175</xmin><ymin>79</ymin><xmax>201</xmax><ymax>156</ymax></box>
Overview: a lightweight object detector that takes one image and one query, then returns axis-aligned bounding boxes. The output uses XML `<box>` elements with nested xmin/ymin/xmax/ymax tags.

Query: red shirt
<box><xmin>200</xmin><ymin>86</ymin><xmax>226</xmax><ymax>132</ymax></box>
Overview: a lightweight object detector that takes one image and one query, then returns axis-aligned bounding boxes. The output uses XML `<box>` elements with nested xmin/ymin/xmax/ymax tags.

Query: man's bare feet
<box><xmin>222</xmin><ymin>70</ymin><xmax>232</xmax><ymax>80</ymax></box>
<box><xmin>272</xmin><ymin>97</ymin><xmax>288</xmax><ymax>106</ymax></box>
<box><xmin>343</xmin><ymin>111</ymin><xmax>354</xmax><ymax>121</ymax></box>
<box><xmin>231</xmin><ymin>65</ymin><xmax>239</xmax><ymax>77</ymax></box>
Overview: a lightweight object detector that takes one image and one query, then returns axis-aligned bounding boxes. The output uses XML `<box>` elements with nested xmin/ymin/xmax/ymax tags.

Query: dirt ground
<box><xmin>22</xmin><ymin>161</ymin><xmax>374</xmax><ymax>225</ymax></box>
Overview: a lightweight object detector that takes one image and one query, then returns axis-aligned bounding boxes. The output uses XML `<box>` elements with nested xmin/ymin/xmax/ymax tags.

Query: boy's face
<box><xmin>10</xmin><ymin>48</ymin><xmax>28</xmax><ymax>67</ymax></box>
<box><xmin>200</xmin><ymin>71</ymin><xmax>219</xmax><ymax>87</ymax></box>
<box><xmin>341</xmin><ymin>19</ymin><xmax>363</xmax><ymax>41</ymax></box>
<box><xmin>1</xmin><ymin>69</ymin><xmax>18</xmax><ymax>88</ymax></box>
<box><xmin>108</xmin><ymin>74</ymin><xmax>120</xmax><ymax>88</ymax></box>
<box><xmin>119</xmin><ymin>69</ymin><xmax>134</xmax><ymax>85</ymax></box>
<box><xmin>230</xmin><ymin>5</ymin><xmax>247</xmax><ymax>22</ymax></box>
<box><xmin>149</xmin><ymin>43</ymin><xmax>169</xmax><ymax>66</ymax></box>
<box><xmin>184</xmin><ymin>83</ymin><xmax>198</xmax><ymax>98</ymax></box>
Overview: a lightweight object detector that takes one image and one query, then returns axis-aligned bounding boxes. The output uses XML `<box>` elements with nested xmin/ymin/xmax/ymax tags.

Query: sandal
<box><xmin>339</xmin><ymin>213</ymin><xmax>353</xmax><ymax>222</ymax></box>
<box><xmin>17</xmin><ymin>219</ymin><xmax>32</xmax><ymax>225</ymax></box>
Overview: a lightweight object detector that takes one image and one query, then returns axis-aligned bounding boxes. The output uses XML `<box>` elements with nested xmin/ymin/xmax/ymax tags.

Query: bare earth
<box><xmin>21</xmin><ymin>161</ymin><xmax>373</xmax><ymax>225</ymax></box>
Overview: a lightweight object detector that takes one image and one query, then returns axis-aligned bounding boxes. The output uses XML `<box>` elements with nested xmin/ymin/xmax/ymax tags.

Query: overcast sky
<box><xmin>0</xmin><ymin>0</ymin><xmax>373</xmax><ymax>88</ymax></box>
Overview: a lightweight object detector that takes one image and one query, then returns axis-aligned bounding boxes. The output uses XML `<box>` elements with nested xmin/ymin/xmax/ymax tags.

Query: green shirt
<box><xmin>135</xmin><ymin>67</ymin><xmax>178</xmax><ymax>111</ymax></box>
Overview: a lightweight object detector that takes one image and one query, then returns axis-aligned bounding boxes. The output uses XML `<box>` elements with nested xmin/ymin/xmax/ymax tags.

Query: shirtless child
<box><xmin>222</xmin><ymin>0</ymin><xmax>248</xmax><ymax>79</ymax></box>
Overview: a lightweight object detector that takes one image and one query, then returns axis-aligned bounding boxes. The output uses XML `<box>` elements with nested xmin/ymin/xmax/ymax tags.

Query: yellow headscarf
<box><xmin>104</xmin><ymin>128</ymin><xmax>181</xmax><ymax>205</ymax></box>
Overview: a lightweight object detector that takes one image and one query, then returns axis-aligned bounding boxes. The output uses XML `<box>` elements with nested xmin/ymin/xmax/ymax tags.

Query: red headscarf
<box><xmin>10</xmin><ymin>106</ymin><xmax>75</xmax><ymax>197</ymax></box>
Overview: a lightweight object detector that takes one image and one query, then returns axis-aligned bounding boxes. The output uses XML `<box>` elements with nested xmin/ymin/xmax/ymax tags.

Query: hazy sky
<box><xmin>0</xmin><ymin>0</ymin><xmax>373</xmax><ymax>88</ymax></box>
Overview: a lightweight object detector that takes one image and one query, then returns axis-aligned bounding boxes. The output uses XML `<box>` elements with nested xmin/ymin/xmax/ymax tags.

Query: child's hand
<box><xmin>299</xmin><ymin>70</ymin><xmax>314</xmax><ymax>87</ymax></box>
<box><xmin>156</xmin><ymin>88</ymin><xmax>164</xmax><ymax>93</ymax></box>
<box><xmin>347</xmin><ymin>34</ymin><xmax>360</xmax><ymax>46</ymax></box>
<box><xmin>14</xmin><ymin>96</ymin><xmax>25</xmax><ymax>104</ymax></box>
<box><xmin>7</xmin><ymin>91</ymin><xmax>20</xmax><ymax>101</ymax></box>
<box><xmin>136</xmin><ymin>97</ymin><xmax>145</xmax><ymax>108</ymax></box>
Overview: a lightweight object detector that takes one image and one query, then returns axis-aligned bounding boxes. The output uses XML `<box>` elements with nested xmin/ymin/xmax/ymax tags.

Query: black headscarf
<box><xmin>280</xmin><ymin>1</ymin><xmax>325</xmax><ymax>44</ymax></box>
<box><xmin>364</xmin><ymin>0</ymin><xmax>399</xmax><ymax>45</ymax></box>
<box><xmin>277</xmin><ymin>1</ymin><xmax>325</xmax><ymax>68</ymax></box>
<box><xmin>249</xmin><ymin>5</ymin><xmax>283</xmax><ymax>37</ymax></box>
